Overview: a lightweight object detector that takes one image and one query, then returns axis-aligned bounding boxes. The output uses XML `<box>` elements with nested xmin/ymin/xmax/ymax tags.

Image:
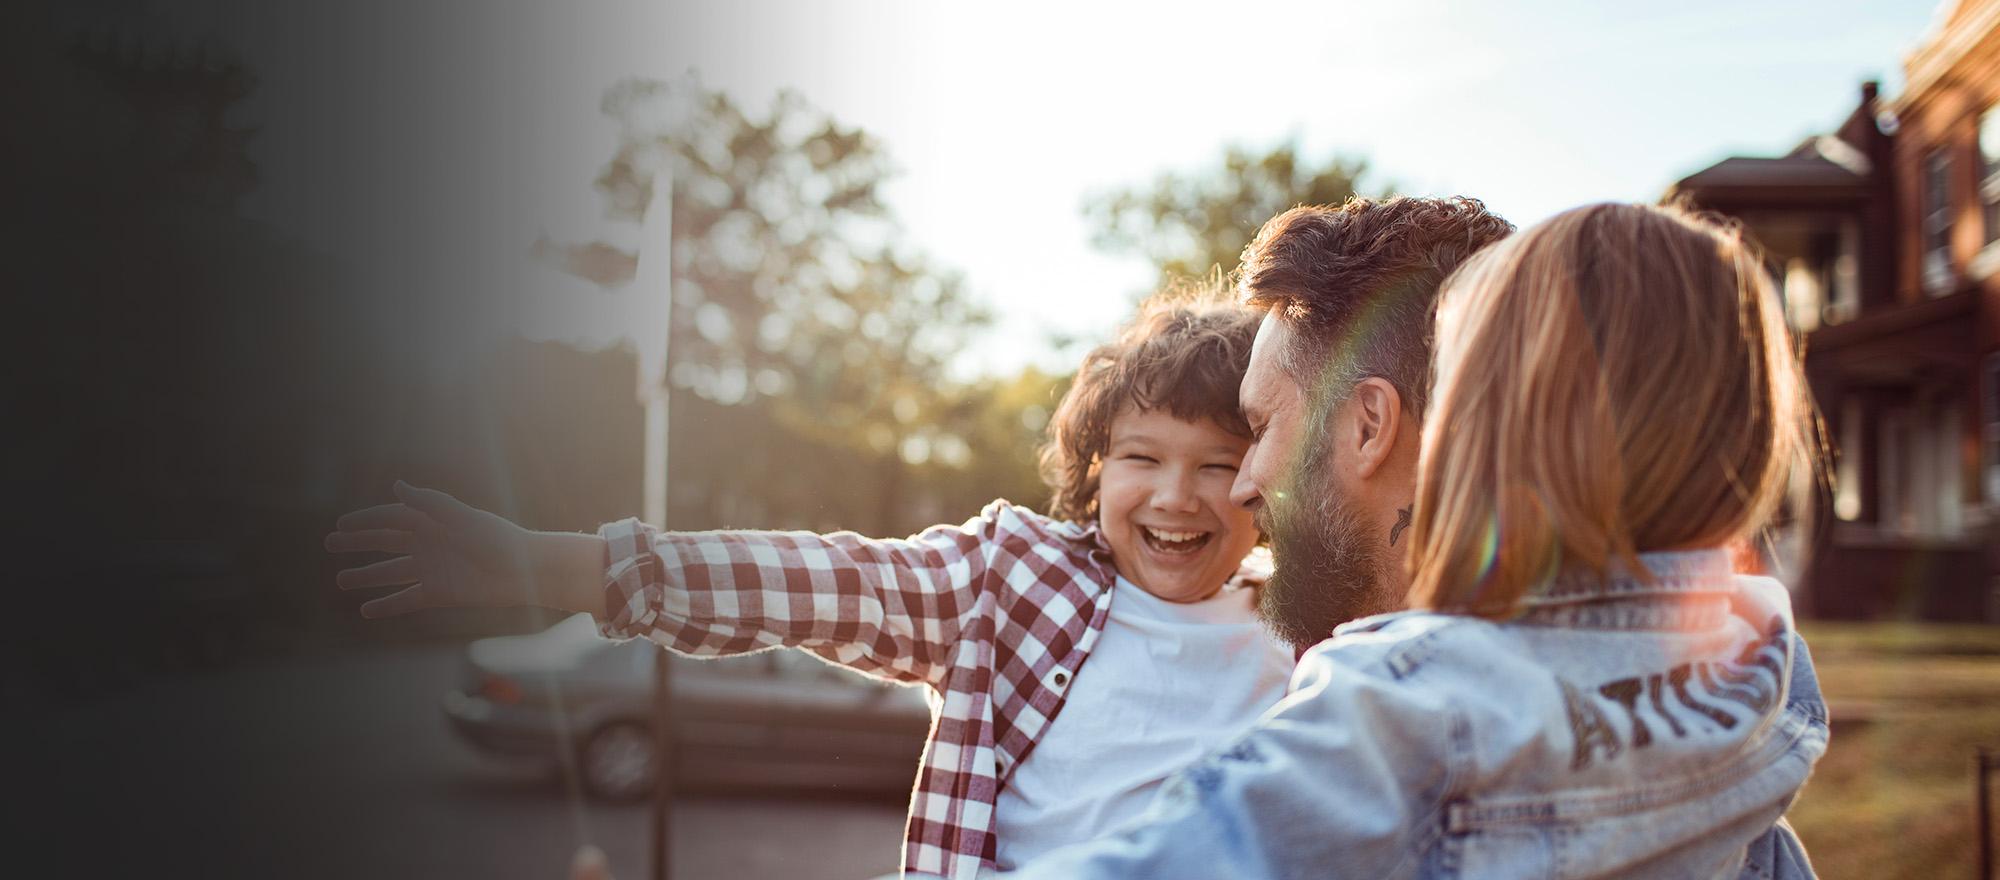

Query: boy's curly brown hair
<box><xmin>1038</xmin><ymin>284</ymin><xmax>1260</xmax><ymax>523</ymax></box>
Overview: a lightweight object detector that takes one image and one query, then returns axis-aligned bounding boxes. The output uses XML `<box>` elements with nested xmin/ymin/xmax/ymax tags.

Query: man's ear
<box><xmin>1349</xmin><ymin>377</ymin><xmax>1404</xmax><ymax>480</ymax></box>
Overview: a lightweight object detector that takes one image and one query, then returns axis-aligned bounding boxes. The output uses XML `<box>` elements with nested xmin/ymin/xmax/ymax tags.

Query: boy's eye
<box><xmin>1203</xmin><ymin>463</ymin><xmax>1239</xmax><ymax>473</ymax></box>
<box><xmin>1123</xmin><ymin>454</ymin><xmax>1158</xmax><ymax>464</ymax></box>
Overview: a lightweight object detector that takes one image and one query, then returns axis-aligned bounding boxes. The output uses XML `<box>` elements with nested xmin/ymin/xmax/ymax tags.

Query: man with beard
<box><xmin>592</xmin><ymin>198</ymin><xmax>1819</xmax><ymax>879</ymax></box>
<box><xmin>972</xmin><ymin>197</ymin><xmax>1817</xmax><ymax>879</ymax></box>
<box><xmin>1229</xmin><ymin>197</ymin><xmax>1510</xmax><ymax>652</ymax></box>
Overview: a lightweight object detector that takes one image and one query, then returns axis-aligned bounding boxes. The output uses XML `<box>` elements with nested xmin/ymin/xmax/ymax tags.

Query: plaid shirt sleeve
<box><xmin>595</xmin><ymin>505</ymin><xmax>1012</xmax><ymax>687</ymax></box>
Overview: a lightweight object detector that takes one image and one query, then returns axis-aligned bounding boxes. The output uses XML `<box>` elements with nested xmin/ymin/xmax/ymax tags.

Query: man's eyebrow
<box><xmin>1240</xmin><ymin>397</ymin><xmax>1268</xmax><ymax>423</ymax></box>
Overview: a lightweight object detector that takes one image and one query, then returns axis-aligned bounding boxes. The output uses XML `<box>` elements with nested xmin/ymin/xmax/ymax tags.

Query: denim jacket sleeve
<box><xmin>996</xmin><ymin>628</ymin><xmax>1463</xmax><ymax>879</ymax></box>
<box><xmin>1738</xmin><ymin>817</ymin><xmax>1815</xmax><ymax>879</ymax></box>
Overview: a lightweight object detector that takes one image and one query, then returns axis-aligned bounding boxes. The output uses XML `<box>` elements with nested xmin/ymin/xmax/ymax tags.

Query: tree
<box><xmin>915</xmin><ymin>365</ymin><xmax>1071</xmax><ymax>521</ymax></box>
<box><xmin>1083</xmin><ymin>140</ymin><xmax>1385</xmax><ymax>287</ymax></box>
<box><xmin>549</xmin><ymin>76</ymin><xmax>995</xmax><ymax>533</ymax></box>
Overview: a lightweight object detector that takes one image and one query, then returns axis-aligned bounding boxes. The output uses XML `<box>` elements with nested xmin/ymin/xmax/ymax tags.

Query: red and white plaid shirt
<box><xmin>597</xmin><ymin>500</ymin><xmax>1121</xmax><ymax>879</ymax></box>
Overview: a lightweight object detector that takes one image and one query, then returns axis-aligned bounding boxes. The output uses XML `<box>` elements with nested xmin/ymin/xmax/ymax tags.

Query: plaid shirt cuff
<box><xmin>597</xmin><ymin>517</ymin><xmax>672</xmax><ymax>642</ymax></box>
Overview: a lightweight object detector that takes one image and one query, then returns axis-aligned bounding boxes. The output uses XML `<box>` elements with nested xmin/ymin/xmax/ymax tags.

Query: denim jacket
<box><xmin>996</xmin><ymin>550</ymin><xmax>1828</xmax><ymax>879</ymax></box>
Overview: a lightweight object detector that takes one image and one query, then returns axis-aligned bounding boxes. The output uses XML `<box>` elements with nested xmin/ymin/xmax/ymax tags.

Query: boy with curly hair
<box><xmin>328</xmin><ymin>290</ymin><xmax>1295</xmax><ymax>878</ymax></box>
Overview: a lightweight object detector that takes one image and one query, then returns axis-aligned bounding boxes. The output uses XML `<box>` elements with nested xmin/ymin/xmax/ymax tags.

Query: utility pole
<box><xmin>636</xmin><ymin>169</ymin><xmax>677</xmax><ymax>880</ymax></box>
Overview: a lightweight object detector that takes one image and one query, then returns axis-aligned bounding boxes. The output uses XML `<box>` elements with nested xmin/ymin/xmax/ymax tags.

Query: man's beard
<box><xmin>1254</xmin><ymin>449</ymin><xmax>1403</xmax><ymax>652</ymax></box>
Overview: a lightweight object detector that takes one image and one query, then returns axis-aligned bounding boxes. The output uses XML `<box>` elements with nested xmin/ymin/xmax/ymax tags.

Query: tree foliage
<box><xmin>1083</xmin><ymin>140</ymin><xmax>1385</xmax><ymax>286</ymax></box>
<box><xmin>590</xmin><ymin>78</ymin><xmax>989</xmax><ymax>409</ymax></box>
<box><xmin>558</xmin><ymin>76</ymin><xmax>1031</xmax><ymax>532</ymax></box>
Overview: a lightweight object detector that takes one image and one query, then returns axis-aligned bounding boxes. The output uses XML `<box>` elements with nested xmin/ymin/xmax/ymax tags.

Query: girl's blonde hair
<box><xmin>1406</xmin><ymin>203</ymin><xmax>1820</xmax><ymax>617</ymax></box>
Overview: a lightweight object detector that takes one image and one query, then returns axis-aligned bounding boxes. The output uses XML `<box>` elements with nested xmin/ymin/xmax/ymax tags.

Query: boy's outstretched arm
<box><xmin>329</xmin><ymin>483</ymin><xmax>1025</xmax><ymax>687</ymax></box>
<box><xmin>326</xmin><ymin>481</ymin><xmax>607</xmax><ymax>619</ymax></box>
<box><xmin>594</xmin><ymin>501</ymin><xmax>1030</xmax><ymax>686</ymax></box>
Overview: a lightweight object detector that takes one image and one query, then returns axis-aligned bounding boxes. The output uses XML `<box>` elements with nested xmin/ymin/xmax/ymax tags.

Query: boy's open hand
<box><xmin>325</xmin><ymin>481</ymin><xmax>604</xmax><ymax>618</ymax></box>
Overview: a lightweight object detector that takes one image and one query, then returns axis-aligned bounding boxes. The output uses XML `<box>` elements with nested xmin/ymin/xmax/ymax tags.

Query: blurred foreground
<box><xmin>1791</xmin><ymin>622</ymin><xmax>2000</xmax><ymax>879</ymax></box>
<box><xmin>22</xmin><ymin>643</ymin><xmax>904</xmax><ymax>880</ymax></box>
<box><xmin>20</xmin><ymin>620</ymin><xmax>1996</xmax><ymax>878</ymax></box>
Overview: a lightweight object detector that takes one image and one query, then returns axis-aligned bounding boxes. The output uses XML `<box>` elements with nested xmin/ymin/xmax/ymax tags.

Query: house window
<box><xmin>1983</xmin><ymin>109</ymin><xmax>2000</xmax><ymax>246</ymax></box>
<box><xmin>1923</xmin><ymin>149</ymin><xmax>1954</xmax><ymax>295</ymax></box>
<box><xmin>1834</xmin><ymin>396</ymin><xmax>1862</xmax><ymax>521</ymax></box>
<box><xmin>1782</xmin><ymin>257</ymin><xmax>1823</xmax><ymax>333</ymax></box>
<box><xmin>1934</xmin><ymin>401</ymin><xmax>1965</xmax><ymax>537</ymax></box>
<box><xmin>1986</xmin><ymin>354</ymin><xmax>2000</xmax><ymax>505</ymax></box>
<box><xmin>1880</xmin><ymin>406</ymin><xmax>1909</xmax><ymax>531</ymax></box>
<box><xmin>1878</xmin><ymin>397</ymin><xmax>1967</xmax><ymax>539</ymax></box>
<box><xmin>1830</xmin><ymin>220</ymin><xmax>1860</xmax><ymax>323</ymax></box>
<box><xmin>1777</xmin><ymin>226</ymin><xmax>1855</xmax><ymax>331</ymax></box>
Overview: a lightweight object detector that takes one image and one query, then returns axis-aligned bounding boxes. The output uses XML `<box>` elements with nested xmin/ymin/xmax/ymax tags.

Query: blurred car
<box><xmin>442</xmin><ymin>613</ymin><xmax>934</xmax><ymax>802</ymax></box>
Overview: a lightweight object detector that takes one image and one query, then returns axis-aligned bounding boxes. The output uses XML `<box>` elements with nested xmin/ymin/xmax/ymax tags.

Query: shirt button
<box><xmin>1052</xmin><ymin>671</ymin><xmax>1069</xmax><ymax>687</ymax></box>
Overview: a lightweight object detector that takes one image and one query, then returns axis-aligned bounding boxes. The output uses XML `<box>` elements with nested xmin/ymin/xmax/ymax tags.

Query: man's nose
<box><xmin>1229</xmin><ymin>462</ymin><xmax>1263</xmax><ymax>511</ymax></box>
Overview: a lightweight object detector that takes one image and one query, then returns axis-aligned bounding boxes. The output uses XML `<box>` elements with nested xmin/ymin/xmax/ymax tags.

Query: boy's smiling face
<box><xmin>1098</xmin><ymin>407</ymin><xmax>1260</xmax><ymax>603</ymax></box>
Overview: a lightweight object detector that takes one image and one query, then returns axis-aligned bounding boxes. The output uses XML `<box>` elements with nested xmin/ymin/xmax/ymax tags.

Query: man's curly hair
<box><xmin>1237</xmin><ymin>196</ymin><xmax>1513</xmax><ymax>417</ymax></box>
<box><xmin>1038</xmin><ymin>286</ymin><xmax>1259</xmax><ymax>523</ymax></box>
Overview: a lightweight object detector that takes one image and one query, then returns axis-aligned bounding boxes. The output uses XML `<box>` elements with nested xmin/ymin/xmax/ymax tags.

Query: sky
<box><xmin>210</xmin><ymin>0</ymin><xmax>1948</xmax><ymax>378</ymax></box>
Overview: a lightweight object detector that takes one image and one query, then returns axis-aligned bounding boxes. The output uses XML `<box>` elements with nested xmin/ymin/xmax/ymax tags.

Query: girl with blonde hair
<box><xmin>995</xmin><ymin>203</ymin><xmax>1827</xmax><ymax>879</ymax></box>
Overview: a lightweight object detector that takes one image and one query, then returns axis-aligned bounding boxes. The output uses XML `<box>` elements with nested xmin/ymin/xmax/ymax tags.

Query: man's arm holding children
<box><xmin>991</xmin><ymin>644</ymin><xmax>1454</xmax><ymax>879</ymax></box>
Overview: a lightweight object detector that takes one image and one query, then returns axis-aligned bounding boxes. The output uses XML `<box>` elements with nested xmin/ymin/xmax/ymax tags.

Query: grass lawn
<box><xmin>1789</xmin><ymin>621</ymin><xmax>2000</xmax><ymax>879</ymax></box>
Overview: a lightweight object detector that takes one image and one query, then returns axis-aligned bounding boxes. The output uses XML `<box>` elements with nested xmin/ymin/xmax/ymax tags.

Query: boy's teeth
<box><xmin>1145</xmin><ymin>527</ymin><xmax>1203</xmax><ymax>543</ymax></box>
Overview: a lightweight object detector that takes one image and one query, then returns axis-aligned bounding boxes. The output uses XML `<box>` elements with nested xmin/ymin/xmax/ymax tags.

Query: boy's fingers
<box><xmin>394</xmin><ymin>481</ymin><xmax>479</xmax><ymax>528</ymax></box>
<box><xmin>359</xmin><ymin>585</ymin><xmax>431</xmax><ymax>619</ymax></box>
<box><xmin>323</xmin><ymin>529</ymin><xmax>413</xmax><ymax>555</ymax></box>
<box><xmin>336</xmin><ymin>503</ymin><xmax>426</xmax><ymax>533</ymax></box>
<box><xmin>336</xmin><ymin>556</ymin><xmax>419</xmax><ymax>591</ymax></box>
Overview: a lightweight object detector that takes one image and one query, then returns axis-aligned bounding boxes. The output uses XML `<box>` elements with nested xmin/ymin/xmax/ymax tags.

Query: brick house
<box><xmin>1669</xmin><ymin>0</ymin><xmax>2000</xmax><ymax>620</ymax></box>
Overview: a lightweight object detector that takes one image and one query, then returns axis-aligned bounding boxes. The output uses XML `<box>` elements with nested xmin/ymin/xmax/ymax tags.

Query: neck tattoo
<box><xmin>1389</xmin><ymin>505</ymin><xmax>1412</xmax><ymax>547</ymax></box>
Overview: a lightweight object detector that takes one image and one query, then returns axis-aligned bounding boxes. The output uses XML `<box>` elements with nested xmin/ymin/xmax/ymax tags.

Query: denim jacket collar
<box><xmin>1513</xmin><ymin>549</ymin><xmax>1737</xmax><ymax>630</ymax></box>
<box><xmin>1525</xmin><ymin>548</ymin><xmax>1736</xmax><ymax>605</ymax></box>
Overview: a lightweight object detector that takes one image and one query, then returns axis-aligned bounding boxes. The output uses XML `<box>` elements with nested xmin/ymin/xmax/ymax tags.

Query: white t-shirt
<box><xmin>988</xmin><ymin>577</ymin><xmax>1295</xmax><ymax>872</ymax></box>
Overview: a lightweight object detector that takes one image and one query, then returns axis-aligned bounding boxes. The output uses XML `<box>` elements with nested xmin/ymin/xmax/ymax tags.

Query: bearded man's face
<box><xmin>1254</xmin><ymin>397</ymin><xmax>1405</xmax><ymax>649</ymax></box>
<box><xmin>1233</xmin><ymin>315</ymin><xmax>1404</xmax><ymax>651</ymax></box>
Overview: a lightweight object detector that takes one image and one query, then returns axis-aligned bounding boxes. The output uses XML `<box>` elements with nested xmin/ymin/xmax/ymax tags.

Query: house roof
<box><xmin>1675</xmin><ymin>153</ymin><xmax>1865</xmax><ymax>191</ymax></box>
<box><xmin>1667</xmin><ymin>148</ymin><xmax>1869</xmax><ymax>208</ymax></box>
